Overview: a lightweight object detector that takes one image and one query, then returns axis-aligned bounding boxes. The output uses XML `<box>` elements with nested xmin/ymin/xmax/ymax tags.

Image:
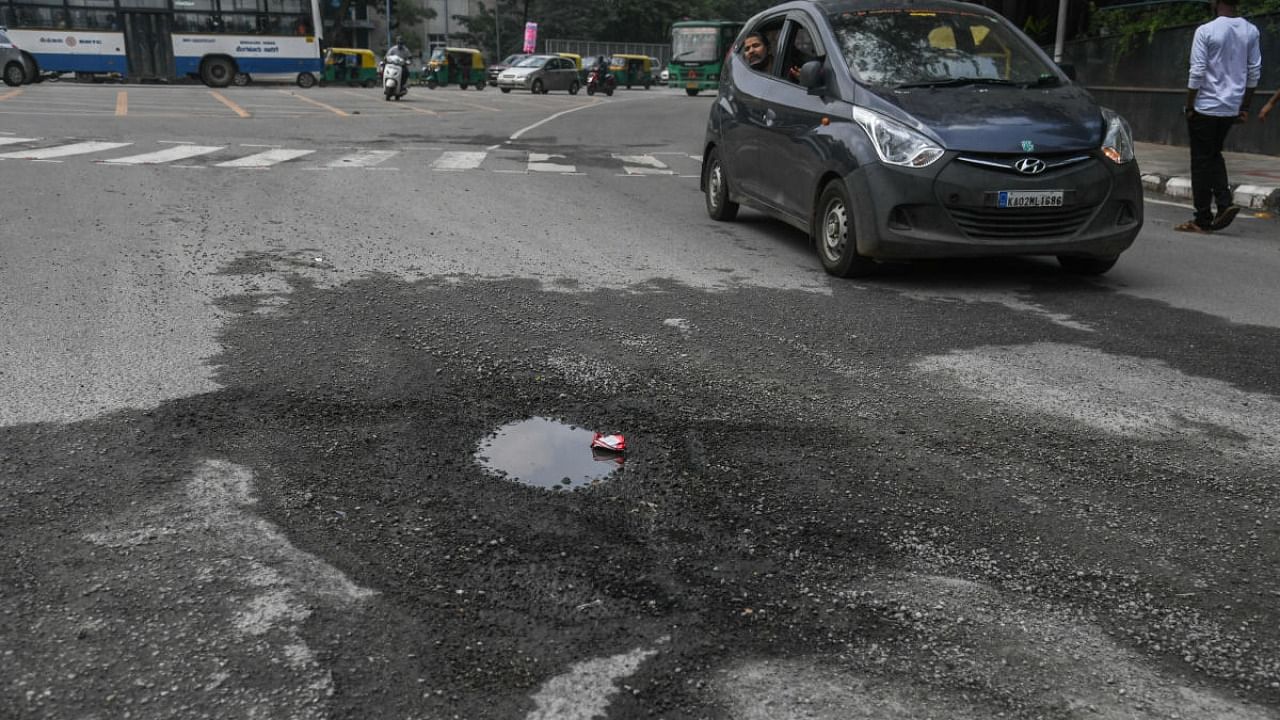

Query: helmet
<box><xmin>394</xmin><ymin>35</ymin><xmax>404</xmax><ymax>45</ymax></box>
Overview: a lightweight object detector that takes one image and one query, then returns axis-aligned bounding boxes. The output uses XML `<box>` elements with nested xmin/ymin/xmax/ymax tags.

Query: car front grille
<box><xmin>946</xmin><ymin>205</ymin><xmax>1096</xmax><ymax>240</ymax></box>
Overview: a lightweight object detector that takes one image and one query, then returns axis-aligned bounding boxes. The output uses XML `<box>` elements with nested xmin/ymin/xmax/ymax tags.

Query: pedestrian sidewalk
<box><xmin>1135</xmin><ymin>141</ymin><xmax>1279</xmax><ymax>215</ymax></box>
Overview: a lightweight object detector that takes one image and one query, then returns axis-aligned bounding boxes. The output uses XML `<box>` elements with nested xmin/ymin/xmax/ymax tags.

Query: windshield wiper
<box><xmin>895</xmin><ymin>77</ymin><xmax>1016</xmax><ymax>90</ymax></box>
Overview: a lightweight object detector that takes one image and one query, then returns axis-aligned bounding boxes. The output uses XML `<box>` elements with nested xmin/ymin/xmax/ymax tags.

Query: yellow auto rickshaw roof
<box><xmin>328</xmin><ymin>47</ymin><xmax>378</xmax><ymax>67</ymax></box>
<box><xmin>611</xmin><ymin>53</ymin><xmax>650</xmax><ymax>60</ymax></box>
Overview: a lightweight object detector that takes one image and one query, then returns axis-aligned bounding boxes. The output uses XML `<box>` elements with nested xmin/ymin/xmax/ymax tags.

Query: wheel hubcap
<box><xmin>709</xmin><ymin>163</ymin><xmax>723</xmax><ymax>210</ymax></box>
<box><xmin>823</xmin><ymin>201</ymin><xmax>847</xmax><ymax>258</ymax></box>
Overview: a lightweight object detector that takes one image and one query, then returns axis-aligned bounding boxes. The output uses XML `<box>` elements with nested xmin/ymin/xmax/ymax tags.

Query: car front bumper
<box><xmin>846</xmin><ymin>152</ymin><xmax>1143</xmax><ymax>261</ymax></box>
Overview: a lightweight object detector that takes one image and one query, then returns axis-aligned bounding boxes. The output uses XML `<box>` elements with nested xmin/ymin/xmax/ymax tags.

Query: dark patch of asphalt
<box><xmin>3</xmin><ymin>255</ymin><xmax>1280</xmax><ymax>718</ymax></box>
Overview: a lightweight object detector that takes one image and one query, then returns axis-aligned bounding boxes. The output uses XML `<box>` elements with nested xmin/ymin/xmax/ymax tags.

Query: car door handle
<box><xmin>763</xmin><ymin>109</ymin><xmax>776</xmax><ymax>127</ymax></box>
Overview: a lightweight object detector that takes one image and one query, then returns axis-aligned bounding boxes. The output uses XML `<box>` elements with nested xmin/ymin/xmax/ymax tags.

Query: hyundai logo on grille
<box><xmin>1014</xmin><ymin>157</ymin><xmax>1047</xmax><ymax>175</ymax></box>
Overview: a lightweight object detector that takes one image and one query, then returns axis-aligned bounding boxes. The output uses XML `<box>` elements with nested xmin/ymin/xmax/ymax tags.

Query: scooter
<box><xmin>585</xmin><ymin>68</ymin><xmax>616</xmax><ymax>97</ymax></box>
<box><xmin>380</xmin><ymin>57</ymin><xmax>408</xmax><ymax>101</ymax></box>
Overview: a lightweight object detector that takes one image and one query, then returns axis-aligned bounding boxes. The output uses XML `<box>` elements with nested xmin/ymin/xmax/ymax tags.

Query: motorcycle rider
<box><xmin>589</xmin><ymin>55</ymin><xmax>612</xmax><ymax>90</ymax></box>
<box><xmin>383</xmin><ymin>35</ymin><xmax>411</xmax><ymax>96</ymax></box>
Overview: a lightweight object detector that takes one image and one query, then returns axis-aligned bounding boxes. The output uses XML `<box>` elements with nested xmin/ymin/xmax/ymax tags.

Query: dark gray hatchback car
<box><xmin>702</xmin><ymin>0</ymin><xmax>1143</xmax><ymax>277</ymax></box>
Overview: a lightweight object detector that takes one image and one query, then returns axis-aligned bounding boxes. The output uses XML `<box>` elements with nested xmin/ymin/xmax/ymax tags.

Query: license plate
<box><xmin>687</xmin><ymin>82</ymin><xmax>698</xmax><ymax>89</ymax></box>
<box><xmin>997</xmin><ymin>190</ymin><xmax>1064</xmax><ymax>208</ymax></box>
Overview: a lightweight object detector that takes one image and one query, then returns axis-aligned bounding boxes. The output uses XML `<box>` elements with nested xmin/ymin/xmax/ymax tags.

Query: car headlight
<box><xmin>1101</xmin><ymin>107</ymin><xmax>1135</xmax><ymax>164</ymax></box>
<box><xmin>852</xmin><ymin>106</ymin><xmax>944</xmax><ymax>168</ymax></box>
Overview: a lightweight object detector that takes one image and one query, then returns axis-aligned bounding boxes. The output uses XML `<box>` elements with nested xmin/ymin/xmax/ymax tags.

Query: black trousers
<box><xmin>1187</xmin><ymin>112</ymin><xmax>1237</xmax><ymax>226</ymax></box>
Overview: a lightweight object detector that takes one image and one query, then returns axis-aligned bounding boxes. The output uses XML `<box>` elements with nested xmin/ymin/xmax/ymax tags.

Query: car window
<box><xmin>779</xmin><ymin>20</ymin><xmax>824</xmax><ymax>84</ymax></box>
<box><xmin>739</xmin><ymin>15</ymin><xmax>786</xmax><ymax>76</ymax></box>
<box><xmin>828</xmin><ymin>8</ymin><xmax>1056</xmax><ymax>87</ymax></box>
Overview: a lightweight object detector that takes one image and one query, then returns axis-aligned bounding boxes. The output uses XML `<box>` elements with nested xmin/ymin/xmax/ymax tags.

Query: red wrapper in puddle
<box><xmin>590</xmin><ymin>432</ymin><xmax>626</xmax><ymax>452</ymax></box>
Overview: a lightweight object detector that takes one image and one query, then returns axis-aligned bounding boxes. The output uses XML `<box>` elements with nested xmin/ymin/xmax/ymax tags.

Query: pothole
<box><xmin>475</xmin><ymin>417</ymin><xmax>623</xmax><ymax>490</ymax></box>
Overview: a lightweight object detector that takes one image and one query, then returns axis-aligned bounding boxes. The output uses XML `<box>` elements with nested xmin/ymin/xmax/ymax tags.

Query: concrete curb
<box><xmin>1143</xmin><ymin>173</ymin><xmax>1280</xmax><ymax>213</ymax></box>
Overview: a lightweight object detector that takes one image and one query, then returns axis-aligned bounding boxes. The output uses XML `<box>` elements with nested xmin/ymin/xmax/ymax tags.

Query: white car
<box><xmin>659</xmin><ymin>66</ymin><xmax>669</xmax><ymax>85</ymax></box>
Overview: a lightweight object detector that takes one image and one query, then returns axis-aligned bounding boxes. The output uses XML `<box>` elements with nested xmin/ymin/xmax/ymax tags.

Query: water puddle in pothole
<box><xmin>475</xmin><ymin>417</ymin><xmax>624</xmax><ymax>490</ymax></box>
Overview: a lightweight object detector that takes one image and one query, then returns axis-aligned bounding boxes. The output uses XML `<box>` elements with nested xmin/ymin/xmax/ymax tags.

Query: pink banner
<box><xmin>523</xmin><ymin>22</ymin><xmax>538</xmax><ymax>53</ymax></box>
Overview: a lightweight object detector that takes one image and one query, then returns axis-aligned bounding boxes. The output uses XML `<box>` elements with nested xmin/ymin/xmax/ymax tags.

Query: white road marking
<box><xmin>216</xmin><ymin>149</ymin><xmax>315</xmax><ymax>168</ymax></box>
<box><xmin>525</xmin><ymin>643</ymin><xmax>662</xmax><ymax>720</ymax></box>
<box><xmin>431</xmin><ymin>150</ymin><xmax>487</xmax><ymax>171</ymax></box>
<box><xmin>0</xmin><ymin>136</ymin><xmax>38</xmax><ymax>146</ymax></box>
<box><xmin>528</xmin><ymin>152</ymin><xmax>576</xmax><ymax>173</ymax></box>
<box><xmin>326</xmin><ymin>149</ymin><xmax>398</xmax><ymax>168</ymax></box>
<box><xmin>105</xmin><ymin>145</ymin><xmax>224</xmax><ymax>165</ymax></box>
<box><xmin>508</xmin><ymin>100</ymin><xmax>602</xmax><ymax>141</ymax></box>
<box><xmin>0</xmin><ymin>141</ymin><xmax>132</xmax><ymax>160</ymax></box>
<box><xmin>614</xmin><ymin>153</ymin><xmax>673</xmax><ymax>175</ymax></box>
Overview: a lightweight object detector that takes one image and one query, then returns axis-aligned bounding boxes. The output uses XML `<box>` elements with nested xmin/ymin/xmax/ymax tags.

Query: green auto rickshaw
<box><xmin>610</xmin><ymin>54</ymin><xmax>654</xmax><ymax>89</ymax></box>
<box><xmin>321</xmin><ymin>48</ymin><xmax>379</xmax><ymax>87</ymax></box>
<box><xmin>425</xmin><ymin>47</ymin><xmax>487</xmax><ymax>90</ymax></box>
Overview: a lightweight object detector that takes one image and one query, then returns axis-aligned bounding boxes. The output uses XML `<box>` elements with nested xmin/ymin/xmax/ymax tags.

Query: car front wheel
<box><xmin>703</xmin><ymin>148</ymin><xmax>739</xmax><ymax>221</ymax></box>
<box><xmin>3</xmin><ymin>61</ymin><xmax>26</xmax><ymax>87</ymax></box>
<box><xmin>568</xmin><ymin>80</ymin><xmax>579</xmax><ymax>95</ymax></box>
<box><xmin>532</xmin><ymin>79</ymin><xmax>544</xmax><ymax>94</ymax></box>
<box><xmin>814</xmin><ymin>180</ymin><xmax>876</xmax><ymax>278</ymax></box>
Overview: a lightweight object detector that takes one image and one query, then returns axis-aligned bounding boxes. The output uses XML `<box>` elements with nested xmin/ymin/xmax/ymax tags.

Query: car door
<box><xmin>718</xmin><ymin>14</ymin><xmax>788</xmax><ymax>206</ymax></box>
<box><xmin>762</xmin><ymin>13</ymin><xmax>838</xmax><ymax>220</ymax></box>
<box><xmin>555</xmin><ymin>58</ymin><xmax>574</xmax><ymax>90</ymax></box>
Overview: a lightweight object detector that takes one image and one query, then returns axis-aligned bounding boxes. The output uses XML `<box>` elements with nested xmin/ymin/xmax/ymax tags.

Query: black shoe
<box><xmin>1211</xmin><ymin>204</ymin><xmax>1241</xmax><ymax>231</ymax></box>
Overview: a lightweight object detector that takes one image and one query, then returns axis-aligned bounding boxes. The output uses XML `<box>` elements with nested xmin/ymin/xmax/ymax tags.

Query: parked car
<box><xmin>1</xmin><ymin>27</ymin><xmax>39</xmax><ymax>86</ymax></box>
<box><xmin>702</xmin><ymin>0</ymin><xmax>1143</xmax><ymax>277</ymax></box>
<box><xmin>487</xmin><ymin>53</ymin><xmax>530</xmax><ymax>86</ymax></box>
<box><xmin>497</xmin><ymin>54</ymin><xmax>581</xmax><ymax>94</ymax></box>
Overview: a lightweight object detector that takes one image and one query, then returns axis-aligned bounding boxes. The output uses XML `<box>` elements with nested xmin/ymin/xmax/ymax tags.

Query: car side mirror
<box><xmin>799</xmin><ymin>59</ymin><xmax>825</xmax><ymax>95</ymax></box>
<box><xmin>1057</xmin><ymin>62</ymin><xmax>1076</xmax><ymax>81</ymax></box>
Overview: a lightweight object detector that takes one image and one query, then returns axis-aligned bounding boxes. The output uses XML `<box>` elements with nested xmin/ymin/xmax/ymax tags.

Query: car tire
<box><xmin>587</xmin><ymin>85</ymin><xmax>595</xmax><ymax>96</ymax></box>
<box><xmin>3</xmin><ymin>62</ymin><xmax>26</xmax><ymax>87</ymax></box>
<box><xmin>703</xmin><ymin>147</ymin><xmax>739</xmax><ymax>222</ymax></box>
<box><xmin>532</xmin><ymin>79</ymin><xmax>544</xmax><ymax>94</ymax></box>
<box><xmin>1057</xmin><ymin>255</ymin><xmax>1118</xmax><ymax>275</ymax></box>
<box><xmin>605</xmin><ymin>87</ymin><xmax>613</xmax><ymax>96</ymax></box>
<box><xmin>568</xmin><ymin>80</ymin><xmax>579</xmax><ymax>95</ymax></box>
<box><xmin>200</xmin><ymin>56</ymin><xmax>235</xmax><ymax>88</ymax></box>
<box><xmin>474</xmin><ymin>82</ymin><xmax>484</xmax><ymax>91</ymax></box>
<box><xmin>295</xmin><ymin>72</ymin><xmax>317</xmax><ymax>88</ymax></box>
<box><xmin>232</xmin><ymin>72</ymin><xmax>250</xmax><ymax>86</ymax></box>
<box><xmin>501</xmin><ymin>87</ymin><xmax>511</xmax><ymax>93</ymax></box>
<box><xmin>814</xmin><ymin>180</ymin><xmax>877</xmax><ymax>278</ymax></box>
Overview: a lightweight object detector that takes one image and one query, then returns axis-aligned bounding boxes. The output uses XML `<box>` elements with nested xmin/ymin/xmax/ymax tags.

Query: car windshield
<box><xmin>515</xmin><ymin>56</ymin><xmax>547</xmax><ymax>68</ymax></box>
<box><xmin>829</xmin><ymin>9</ymin><xmax>1059</xmax><ymax>88</ymax></box>
<box><xmin>501</xmin><ymin>54</ymin><xmax>526</xmax><ymax>65</ymax></box>
<box><xmin>671</xmin><ymin>27</ymin><xmax>719</xmax><ymax>63</ymax></box>
<box><xmin>0</xmin><ymin>30</ymin><xmax>13</xmax><ymax>45</ymax></box>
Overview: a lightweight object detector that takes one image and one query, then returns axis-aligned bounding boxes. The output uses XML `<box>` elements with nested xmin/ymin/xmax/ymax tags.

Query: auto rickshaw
<box><xmin>320</xmin><ymin>47</ymin><xmax>379</xmax><ymax>87</ymax></box>
<box><xmin>556</xmin><ymin>52</ymin><xmax>585</xmax><ymax>82</ymax></box>
<box><xmin>424</xmin><ymin>47</ymin><xmax>486</xmax><ymax>90</ymax></box>
<box><xmin>609</xmin><ymin>54</ymin><xmax>654</xmax><ymax>89</ymax></box>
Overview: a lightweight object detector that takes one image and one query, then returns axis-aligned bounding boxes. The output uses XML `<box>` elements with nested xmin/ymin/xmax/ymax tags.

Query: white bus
<box><xmin>0</xmin><ymin>0</ymin><xmax>322</xmax><ymax>86</ymax></box>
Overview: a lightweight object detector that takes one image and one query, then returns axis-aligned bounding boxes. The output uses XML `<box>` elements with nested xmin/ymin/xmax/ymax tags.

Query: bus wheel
<box><xmin>685</xmin><ymin>88</ymin><xmax>699</xmax><ymax>96</ymax></box>
<box><xmin>296</xmin><ymin>72</ymin><xmax>317</xmax><ymax>89</ymax></box>
<box><xmin>3</xmin><ymin>62</ymin><xmax>26</xmax><ymax>87</ymax></box>
<box><xmin>200</xmin><ymin>57</ymin><xmax>235</xmax><ymax>88</ymax></box>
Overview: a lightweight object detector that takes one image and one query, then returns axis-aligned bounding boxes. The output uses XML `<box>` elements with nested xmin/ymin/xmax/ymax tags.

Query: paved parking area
<box><xmin>0</xmin><ymin>81</ymin><xmax>623</xmax><ymax>119</ymax></box>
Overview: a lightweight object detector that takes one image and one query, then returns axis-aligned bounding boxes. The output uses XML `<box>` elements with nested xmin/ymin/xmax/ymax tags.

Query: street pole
<box><xmin>1053</xmin><ymin>0</ymin><xmax>1068</xmax><ymax>63</ymax></box>
<box><xmin>385</xmin><ymin>0</ymin><xmax>391</xmax><ymax>48</ymax></box>
<box><xmin>495</xmin><ymin>1</ymin><xmax>500</xmax><ymax>60</ymax></box>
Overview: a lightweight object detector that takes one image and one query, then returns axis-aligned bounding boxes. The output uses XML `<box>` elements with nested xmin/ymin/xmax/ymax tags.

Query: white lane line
<box><xmin>508</xmin><ymin>100</ymin><xmax>602</xmax><ymax>141</ymax></box>
<box><xmin>0</xmin><ymin>141</ymin><xmax>132</xmax><ymax>160</ymax></box>
<box><xmin>614</xmin><ymin>154</ymin><xmax>674</xmax><ymax>175</ymax></box>
<box><xmin>105</xmin><ymin>145</ymin><xmax>224</xmax><ymax>165</ymax></box>
<box><xmin>528</xmin><ymin>152</ymin><xmax>576</xmax><ymax>173</ymax></box>
<box><xmin>215</xmin><ymin>149</ymin><xmax>315</xmax><ymax>168</ymax></box>
<box><xmin>326</xmin><ymin>149</ymin><xmax>399</xmax><ymax>168</ymax></box>
<box><xmin>431</xmin><ymin>150</ymin><xmax>487</xmax><ymax>171</ymax></box>
<box><xmin>0</xmin><ymin>136</ymin><xmax>39</xmax><ymax>146</ymax></box>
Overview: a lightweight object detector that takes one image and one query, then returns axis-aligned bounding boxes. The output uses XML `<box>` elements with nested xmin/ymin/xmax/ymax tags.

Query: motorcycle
<box><xmin>585</xmin><ymin>67</ymin><xmax>616</xmax><ymax>97</ymax></box>
<box><xmin>380</xmin><ymin>55</ymin><xmax>409</xmax><ymax>101</ymax></box>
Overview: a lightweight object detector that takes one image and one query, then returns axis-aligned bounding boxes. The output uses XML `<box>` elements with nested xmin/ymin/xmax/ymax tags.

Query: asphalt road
<box><xmin>3</xmin><ymin>82</ymin><xmax>1280</xmax><ymax>720</ymax></box>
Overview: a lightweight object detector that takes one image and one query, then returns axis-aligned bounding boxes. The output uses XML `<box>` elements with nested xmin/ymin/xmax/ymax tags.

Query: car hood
<box><xmin>502</xmin><ymin>67</ymin><xmax>538</xmax><ymax>77</ymax></box>
<box><xmin>870</xmin><ymin>84</ymin><xmax>1104</xmax><ymax>154</ymax></box>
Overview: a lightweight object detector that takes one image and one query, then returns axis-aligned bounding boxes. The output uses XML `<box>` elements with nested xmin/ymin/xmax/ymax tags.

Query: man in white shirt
<box><xmin>1176</xmin><ymin>0</ymin><xmax>1261</xmax><ymax>233</ymax></box>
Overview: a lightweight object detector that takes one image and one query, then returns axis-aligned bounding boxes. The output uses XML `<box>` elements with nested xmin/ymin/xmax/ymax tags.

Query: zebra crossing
<box><xmin>0</xmin><ymin>136</ymin><xmax>703</xmax><ymax>178</ymax></box>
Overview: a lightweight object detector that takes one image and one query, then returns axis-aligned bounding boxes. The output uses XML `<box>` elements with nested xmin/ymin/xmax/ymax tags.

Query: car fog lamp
<box><xmin>852</xmin><ymin>107</ymin><xmax>944</xmax><ymax>168</ymax></box>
